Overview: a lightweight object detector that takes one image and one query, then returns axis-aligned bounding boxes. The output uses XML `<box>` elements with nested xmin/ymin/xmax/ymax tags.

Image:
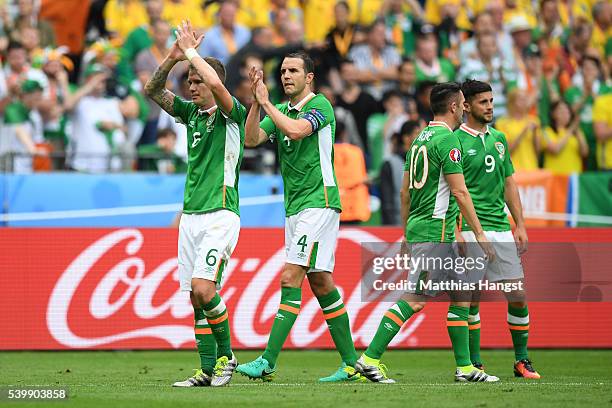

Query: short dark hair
<box><xmin>157</xmin><ymin>127</ymin><xmax>176</xmax><ymax>140</ymax></box>
<box><xmin>581</xmin><ymin>54</ymin><xmax>601</xmax><ymax>69</ymax></box>
<box><xmin>191</xmin><ymin>57</ymin><xmax>226</xmax><ymax>83</ymax></box>
<box><xmin>335</xmin><ymin>0</ymin><xmax>349</xmax><ymax>12</ymax></box>
<box><xmin>430</xmin><ymin>82</ymin><xmax>462</xmax><ymax>115</ymax></box>
<box><xmin>7</xmin><ymin>41</ymin><xmax>24</xmax><ymax>52</ymax></box>
<box><xmin>285</xmin><ymin>51</ymin><xmax>315</xmax><ymax>74</ymax></box>
<box><xmin>549</xmin><ymin>100</ymin><xmax>573</xmax><ymax>133</ymax></box>
<box><xmin>461</xmin><ymin>79</ymin><xmax>492</xmax><ymax>102</ymax></box>
<box><xmin>382</xmin><ymin>89</ymin><xmax>402</xmax><ymax>104</ymax></box>
<box><xmin>400</xmin><ymin>120</ymin><xmax>421</xmax><ymax>136</ymax></box>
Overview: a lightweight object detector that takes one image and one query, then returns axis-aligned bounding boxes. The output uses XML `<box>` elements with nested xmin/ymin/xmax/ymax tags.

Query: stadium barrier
<box><xmin>1</xmin><ymin>227</ymin><xmax>611</xmax><ymax>350</ymax></box>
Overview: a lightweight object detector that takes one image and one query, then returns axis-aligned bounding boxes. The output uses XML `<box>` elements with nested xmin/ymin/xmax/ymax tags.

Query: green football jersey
<box><xmin>173</xmin><ymin>96</ymin><xmax>246</xmax><ymax>216</ymax></box>
<box><xmin>455</xmin><ymin>124</ymin><xmax>514</xmax><ymax>232</ymax></box>
<box><xmin>405</xmin><ymin>121</ymin><xmax>463</xmax><ymax>243</ymax></box>
<box><xmin>260</xmin><ymin>92</ymin><xmax>342</xmax><ymax>216</ymax></box>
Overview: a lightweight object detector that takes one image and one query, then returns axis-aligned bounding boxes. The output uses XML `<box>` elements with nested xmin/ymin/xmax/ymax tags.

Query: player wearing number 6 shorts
<box><xmin>355</xmin><ymin>82</ymin><xmax>499</xmax><ymax>384</ymax></box>
<box><xmin>236</xmin><ymin>52</ymin><xmax>362</xmax><ymax>383</ymax></box>
<box><xmin>145</xmin><ymin>21</ymin><xmax>245</xmax><ymax>387</ymax></box>
<box><xmin>455</xmin><ymin>79</ymin><xmax>540</xmax><ymax>379</ymax></box>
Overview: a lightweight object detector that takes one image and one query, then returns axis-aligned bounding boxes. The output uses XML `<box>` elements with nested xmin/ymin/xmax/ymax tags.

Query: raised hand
<box><xmin>175</xmin><ymin>20</ymin><xmax>204</xmax><ymax>53</ymax></box>
<box><xmin>252</xmin><ymin>70</ymin><xmax>269</xmax><ymax>105</ymax></box>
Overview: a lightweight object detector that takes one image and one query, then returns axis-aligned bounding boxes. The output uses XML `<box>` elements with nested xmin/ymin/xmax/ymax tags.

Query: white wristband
<box><xmin>185</xmin><ymin>48</ymin><xmax>199</xmax><ymax>61</ymax></box>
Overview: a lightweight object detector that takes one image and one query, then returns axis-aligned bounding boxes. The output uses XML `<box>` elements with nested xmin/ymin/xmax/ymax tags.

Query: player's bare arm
<box><xmin>144</xmin><ymin>37</ymin><xmax>193</xmax><ymax>116</ymax></box>
<box><xmin>175</xmin><ymin>20</ymin><xmax>233</xmax><ymax>114</ymax></box>
<box><xmin>253</xmin><ymin>70</ymin><xmax>313</xmax><ymax>140</ymax></box>
<box><xmin>504</xmin><ymin>175</ymin><xmax>528</xmax><ymax>254</ymax></box>
<box><xmin>445</xmin><ymin>173</ymin><xmax>495</xmax><ymax>261</ymax></box>
<box><xmin>399</xmin><ymin>170</ymin><xmax>411</xmax><ymax>228</ymax></box>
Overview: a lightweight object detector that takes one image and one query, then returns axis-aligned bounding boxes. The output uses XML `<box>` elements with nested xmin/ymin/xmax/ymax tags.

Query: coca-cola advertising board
<box><xmin>1</xmin><ymin>227</ymin><xmax>611</xmax><ymax>350</ymax></box>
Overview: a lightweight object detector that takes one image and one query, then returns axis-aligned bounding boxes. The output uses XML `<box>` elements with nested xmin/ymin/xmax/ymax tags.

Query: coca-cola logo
<box><xmin>46</xmin><ymin>228</ymin><xmax>425</xmax><ymax>349</ymax></box>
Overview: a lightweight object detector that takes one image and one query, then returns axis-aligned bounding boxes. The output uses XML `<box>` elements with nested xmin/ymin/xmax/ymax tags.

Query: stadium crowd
<box><xmin>0</xmin><ymin>1</ymin><xmax>610</xmax><ymax>209</ymax></box>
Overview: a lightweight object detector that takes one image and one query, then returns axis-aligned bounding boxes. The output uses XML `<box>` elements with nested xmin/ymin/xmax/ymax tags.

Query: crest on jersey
<box><xmin>495</xmin><ymin>142</ymin><xmax>505</xmax><ymax>156</ymax></box>
<box><xmin>449</xmin><ymin>148</ymin><xmax>461</xmax><ymax>163</ymax></box>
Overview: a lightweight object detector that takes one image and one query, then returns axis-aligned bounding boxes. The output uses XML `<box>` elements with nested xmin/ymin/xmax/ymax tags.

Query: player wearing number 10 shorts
<box><xmin>356</xmin><ymin>82</ymin><xmax>499</xmax><ymax>383</ymax></box>
<box><xmin>236</xmin><ymin>52</ymin><xmax>362</xmax><ymax>383</ymax></box>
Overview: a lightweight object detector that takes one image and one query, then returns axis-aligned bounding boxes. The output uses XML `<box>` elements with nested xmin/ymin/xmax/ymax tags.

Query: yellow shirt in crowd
<box><xmin>496</xmin><ymin>116</ymin><xmax>540</xmax><ymax>171</ymax></box>
<box><xmin>103</xmin><ymin>0</ymin><xmax>148</xmax><ymax>39</ymax></box>
<box><xmin>542</xmin><ymin>127</ymin><xmax>583</xmax><ymax>175</ymax></box>
<box><xmin>592</xmin><ymin>93</ymin><xmax>612</xmax><ymax>170</ymax></box>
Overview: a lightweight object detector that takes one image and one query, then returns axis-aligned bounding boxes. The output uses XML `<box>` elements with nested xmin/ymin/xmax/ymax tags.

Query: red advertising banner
<box><xmin>1</xmin><ymin>227</ymin><xmax>611</xmax><ymax>350</ymax></box>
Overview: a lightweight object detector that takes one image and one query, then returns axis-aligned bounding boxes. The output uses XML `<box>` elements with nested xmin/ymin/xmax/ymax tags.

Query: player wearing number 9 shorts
<box><xmin>455</xmin><ymin>79</ymin><xmax>540</xmax><ymax>379</ymax></box>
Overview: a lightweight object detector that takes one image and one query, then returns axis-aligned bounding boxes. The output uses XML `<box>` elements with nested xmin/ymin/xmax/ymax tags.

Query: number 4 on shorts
<box><xmin>297</xmin><ymin>235</ymin><xmax>308</xmax><ymax>253</ymax></box>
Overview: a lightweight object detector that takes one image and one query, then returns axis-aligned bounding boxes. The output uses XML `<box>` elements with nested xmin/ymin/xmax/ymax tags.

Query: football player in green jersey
<box><xmin>356</xmin><ymin>82</ymin><xmax>499</xmax><ymax>383</ymax></box>
<box><xmin>236</xmin><ymin>52</ymin><xmax>362</xmax><ymax>383</ymax></box>
<box><xmin>456</xmin><ymin>79</ymin><xmax>540</xmax><ymax>379</ymax></box>
<box><xmin>145</xmin><ymin>20</ymin><xmax>247</xmax><ymax>387</ymax></box>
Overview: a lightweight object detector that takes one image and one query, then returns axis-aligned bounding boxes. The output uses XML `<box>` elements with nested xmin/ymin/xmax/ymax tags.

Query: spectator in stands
<box><xmin>486</xmin><ymin>0</ymin><xmax>514</xmax><ymax>61</ymax></box>
<box><xmin>434</xmin><ymin>0</ymin><xmax>464</xmax><ymax>66</ymax></box>
<box><xmin>590</xmin><ymin>1</ymin><xmax>610</xmax><ymax>57</ymax></box>
<box><xmin>199</xmin><ymin>0</ymin><xmax>251</xmax><ymax>65</ymax></box>
<box><xmin>84</xmin><ymin>39</ymin><xmax>147</xmax><ymax>147</ymax></box>
<box><xmin>496</xmin><ymin>88</ymin><xmax>541</xmax><ymax>171</ymax></box>
<box><xmin>380</xmin><ymin>120</ymin><xmax>419</xmax><ymax>225</ymax></box>
<box><xmin>336</xmin><ymin>58</ymin><xmax>380</xmax><ymax>157</ymax></box>
<box><xmin>593</xmin><ymin>91</ymin><xmax>612</xmax><ymax>170</ymax></box>
<box><xmin>458</xmin><ymin>32</ymin><xmax>516</xmax><ymax>118</ymax></box>
<box><xmin>348</xmin><ymin>19</ymin><xmax>400</xmax><ymax>100</ymax></box>
<box><xmin>136</xmin><ymin>19</ymin><xmax>187</xmax><ymax>145</ymax></box>
<box><xmin>4</xmin><ymin>41</ymin><xmax>48</xmax><ymax>96</ymax></box>
<box><xmin>397</xmin><ymin>58</ymin><xmax>416</xmax><ymax>102</ymax></box>
<box><xmin>382</xmin><ymin>0</ymin><xmax>424</xmax><ymax>57</ymax></box>
<box><xmin>414</xmin><ymin>80</ymin><xmax>435</xmax><ymax>123</ymax></box>
<box><xmin>381</xmin><ymin>89</ymin><xmax>409</xmax><ymax>157</ymax></box>
<box><xmin>2</xmin><ymin>79</ymin><xmax>47</xmax><ymax>173</ymax></box>
<box><xmin>565</xmin><ymin>55</ymin><xmax>610</xmax><ymax>171</ymax></box>
<box><xmin>103</xmin><ymin>0</ymin><xmax>148</xmax><ymax>40</ymax></box>
<box><xmin>225</xmin><ymin>27</ymin><xmax>302</xmax><ymax>93</ymax></box>
<box><xmin>333</xmin><ymin>120</ymin><xmax>370</xmax><ymax>224</ymax></box>
<box><xmin>163</xmin><ymin>0</ymin><xmax>207</xmax><ymax>31</ymax></box>
<box><xmin>20</xmin><ymin>26</ymin><xmax>41</xmax><ymax>57</ymax></box>
<box><xmin>227</xmin><ymin>52</ymin><xmax>264</xmax><ymax>92</ymax></box>
<box><xmin>414</xmin><ymin>32</ymin><xmax>455</xmax><ymax>85</ymax></box>
<box><xmin>558</xmin><ymin>19</ymin><xmax>594</xmax><ymax>91</ymax></box>
<box><xmin>325</xmin><ymin>1</ymin><xmax>362</xmax><ymax>62</ymax></box>
<box><xmin>321</xmin><ymin>1</ymin><xmax>364</xmax><ymax>83</ymax></box>
<box><xmin>3</xmin><ymin>0</ymin><xmax>55</xmax><ymax>47</ymax></box>
<box><xmin>118</xmin><ymin>0</ymin><xmax>165</xmax><ymax>85</ymax></box>
<box><xmin>317</xmin><ymin>84</ymin><xmax>361</xmax><ymax>149</ymax></box>
<box><xmin>542</xmin><ymin>100</ymin><xmax>588</xmax><ymax>175</ymax></box>
<box><xmin>64</xmin><ymin>64</ymin><xmax>128</xmax><ymax>173</ymax></box>
<box><xmin>507</xmin><ymin>14</ymin><xmax>534</xmax><ymax>74</ymax></box>
<box><xmin>458</xmin><ymin>12</ymin><xmax>496</xmax><ymax>63</ymax></box>
<box><xmin>35</xmin><ymin>47</ymin><xmax>73</xmax><ymax>170</ymax></box>
<box><xmin>517</xmin><ymin>43</ymin><xmax>561</xmax><ymax>127</ymax></box>
<box><xmin>137</xmin><ymin>127</ymin><xmax>187</xmax><ymax>173</ymax></box>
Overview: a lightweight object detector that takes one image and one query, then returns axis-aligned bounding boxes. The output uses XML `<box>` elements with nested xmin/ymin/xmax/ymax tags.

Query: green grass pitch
<box><xmin>1</xmin><ymin>350</ymin><xmax>611</xmax><ymax>407</ymax></box>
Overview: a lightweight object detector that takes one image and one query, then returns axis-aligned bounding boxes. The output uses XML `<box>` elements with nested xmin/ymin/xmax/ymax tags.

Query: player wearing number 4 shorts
<box><xmin>236</xmin><ymin>52</ymin><xmax>362</xmax><ymax>383</ymax></box>
<box><xmin>356</xmin><ymin>82</ymin><xmax>499</xmax><ymax>384</ymax></box>
<box><xmin>455</xmin><ymin>80</ymin><xmax>540</xmax><ymax>379</ymax></box>
<box><xmin>145</xmin><ymin>21</ymin><xmax>245</xmax><ymax>387</ymax></box>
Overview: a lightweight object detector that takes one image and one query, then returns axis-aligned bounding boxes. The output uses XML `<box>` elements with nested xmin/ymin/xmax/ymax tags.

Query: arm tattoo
<box><xmin>144</xmin><ymin>62</ymin><xmax>177</xmax><ymax>116</ymax></box>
